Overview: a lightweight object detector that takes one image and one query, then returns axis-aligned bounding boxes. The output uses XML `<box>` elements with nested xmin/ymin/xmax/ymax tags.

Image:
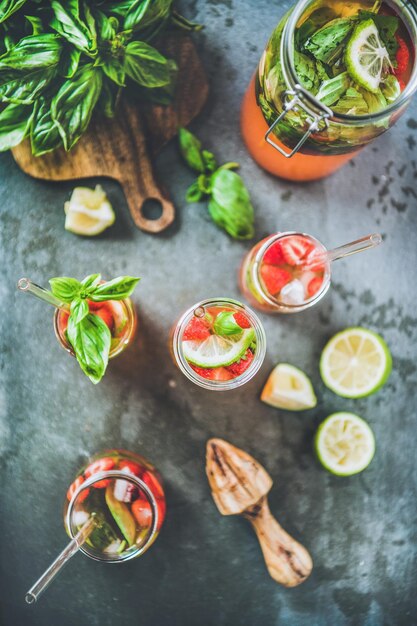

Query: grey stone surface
<box><xmin>1</xmin><ymin>1</ymin><xmax>417</xmax><ymax>625</ymax></box>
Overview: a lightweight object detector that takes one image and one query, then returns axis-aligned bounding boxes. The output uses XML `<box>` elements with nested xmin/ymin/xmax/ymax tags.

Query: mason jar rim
<box><xmin>172</xmin><ymin>297</ymin><xmax>267</xmax><ymax>390</ymax></box>
<box><xmin>254</xmin><ymin>232</ymin><xmax>331</xmax><ymax>310</ymax></box>
<box><xmin>281</xmin><ymin>0</ymin><xmax>417</xmax><ymax>123</ymax></box>
<box><xmin>66</xmin><ymin>470</ymin><xmax>158</xmax><ymax>563</ymax></box>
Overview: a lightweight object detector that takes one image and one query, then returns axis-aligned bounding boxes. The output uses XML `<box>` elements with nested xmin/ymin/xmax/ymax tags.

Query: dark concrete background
<box><xmin>1</xmin><ymin>1</ymin><xmax>416</xmax><ymax>625</ymax></box>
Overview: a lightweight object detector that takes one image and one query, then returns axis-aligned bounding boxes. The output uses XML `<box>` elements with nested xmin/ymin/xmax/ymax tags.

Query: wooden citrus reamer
<box><xmin>206</xmin><ymin>438</ymin><xmax>313</xmax><ymax>587</ymax></box>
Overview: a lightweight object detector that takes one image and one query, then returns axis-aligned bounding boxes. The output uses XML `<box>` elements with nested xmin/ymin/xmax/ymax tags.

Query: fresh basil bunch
<box><xmin>0</xmin><ymin>1</ymin><xmax>201</xmax><ymax>155</ymax></box>
<box><xmin>49</xmin><ymin>273</ymin><xmax>140</xmax><ymax>383</ymax></box>
<box><xmin>178</xmin><ymin>127</ymin><xmax>255</xmax><ymax>240</ymax></box>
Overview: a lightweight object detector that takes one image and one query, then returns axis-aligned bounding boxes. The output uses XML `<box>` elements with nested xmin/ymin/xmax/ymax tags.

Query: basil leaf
<box><xmin>70</xmin><ymin>297</ymin><xmax>89</xmax><ymax>324</ymax></box>
<box><xmin>0</xmin><ymin>34</ymin><xmax>62</xmax><ymax>70</ymax></box>
<box><xmin>293</xmin><ymin>50</ymin><xmax>321</xmax><ymax>93</ymax></box>
<box><xmin>124</xmin><ymin>0</ymin><xmax>152</xmax><ymax>31</ymax></box>
<box><xmin>95</xmin><ymin>10</ymin><xmax>118</xmax><ymax>41</ymax></box>
<box><xmin>0</xmin><ymin>102</ymin><xmax>33</xmax><ymax>151</ymax></box>
<box><xmin>51</xmin><ymin>0</ymin><xmax>97</xmax><ymax>56</ymax></box>
<box><xmin>0</xmin><ymin>0</ymin><xmax>28</xmax><ymax>23</ymax></box>
<box><xmin>89</xmin><ymin>276</ymin><xmax>140</xmax><ymax>302</ymax></box>
<box><xmin>124</xmin><ymin>41</ymin><xmax>173</xmax><ymax>88</ymax></box>
<box><xmin>202</xmin><ymin>150</ymin><xmax>217</xmax><ymax>172</ymax></box>
<box><xmin>25</xmin><ymin>15</ymin><xmax>44</xmax><ymax>35</ymax></box>
<box><xmin>213</xmin><ymin>311</ymin><xmax>243</xmax><ymax>336</ymax></box>
<box><xmin>208</xmin><ymin>168</ymin><xmax>255</xmax><ymax>240</ymax></box>
<box><xmin>67</xmin><ymin>313</ymin><xmax>111</xmax><ymax>384</ymax></box>
<box><xmin>97</xmin><ymin>79</ymin><xmax>119</xmax><ymax>117</ymax></box>
<box><xmin>304</xmin><ymin>18</ymin><xmax>354</xmax><ymax>64</ymax></box>
<box><xmin>332</xmin><ymin>87</ymin><xmax>368</xmax><ymax>115</ymax></box>
<box><xmin>102</xmin><ymin>59</ymin><xmax>125</xmax><ymax>87</ymax></box>
<box><xmin>0</xmin><ymin>66</ymin><xmax>57</xmax><ymax>104</ymax></box>
<box><xmin>296</xmin><ymin>7</ymin><xmax>336</xmax><ymax>48</ymax></box>
<box><xmin>81</xmin><ymin>273</ymin><xmax>101</xmax><ymax>291</ymax></box>
<box><xmin>51</xmin><ymin>63</ymin><xmax>102</xmax><ymax>150</ymax></box>
<box><xmin>316</xmin><ymin>71</ymin><xmax>350</xmax><ymax>106</ymax></box>
<box><xmin>171</xmin><ymin>10</ymin><xmax>203</xmax><ymax>32</ymax></box>
<box><xmin>185</xmin><ymin>181</ymin><xmax>204</xmax><ymax>203</ymax></box>
<box><xmin>124</xmin><ymin>0</ymin><xmax>172</xmax><ymax>32</ymax></box>
<box><xmin>60</xmin><ymin>47</ymin><xmax>80</xmax><ymax>78</ymax></box>
<box><xmin>105</xmin><ymin>1</ymin><xmax>132</xmax><ymax>18</ymax></box>
<box><xmin>49</xmin><ymin>277</ymin><xmax>82</xmax><ymax>302</ymax></box>
<box><xmin>30</xmin><ymin>98</ymin><xmax>62</xmax><ymax>156</ymax></box>
<box><xmin>178</xmin><ymin>127</ymin><xmax>205</xmax><ymax>173</ymax></box>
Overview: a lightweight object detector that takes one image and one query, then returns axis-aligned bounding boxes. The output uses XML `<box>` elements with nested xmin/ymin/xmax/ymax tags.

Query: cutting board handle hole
<box><xmin>141</xmin><ymin>198</ymin><xmax>164</xmax><ymax>221</ymax></box>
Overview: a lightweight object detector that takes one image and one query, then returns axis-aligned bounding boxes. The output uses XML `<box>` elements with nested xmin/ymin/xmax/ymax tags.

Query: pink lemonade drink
<box><xmin>240</xmin><ymin>233</ymin><xmax>331</xmax><ymax>313</ymax></box>
<box><xmin>171</xmin><ymin>298</ymin><xmax>266</xmax><ymax>390</ymax></box>
<box><xmin>64</xmin><ymin>450</ymin><xmax>166</xmax><ymax>562</ymax></box>
<box><xmin>54</xmin><ymin>297</ymin><xmax>137</xmax><ymax>359</ymax></box>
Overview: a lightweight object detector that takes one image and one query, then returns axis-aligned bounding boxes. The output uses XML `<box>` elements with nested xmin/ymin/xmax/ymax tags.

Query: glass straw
<box><xmin>326</xmin><ymin>233</ymin><xmax>382</xmax><ymax>263</ymax></box>
<box><xmin>17</xmin><ymin>278</ymin><xmax>69</xmax><ymax>311</ymax></box>
<box><xmin>25</xmin><ymin>516</ymin><xmax>96</xmax><ymax>604</ymax></box>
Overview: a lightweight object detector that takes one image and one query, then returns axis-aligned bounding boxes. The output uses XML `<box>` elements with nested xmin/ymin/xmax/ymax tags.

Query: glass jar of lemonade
<box><xmin>241</xmin><ymin>0</ymin><xmax>417</xmax><ymax>181</ymax></box>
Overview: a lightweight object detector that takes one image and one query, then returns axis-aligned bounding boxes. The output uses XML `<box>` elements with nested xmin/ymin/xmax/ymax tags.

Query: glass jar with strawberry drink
<box><xmin>241</xmin><ymin>0</ymin><xmax>417</xmax><ymax>181</ymax></box>
<box><xmin>64</xmin><ymin>450</ymin><xmax>166</xmax><ymax>562</ymax></box>
<box><xmin>171</xmin><ymin>298</ymin><xmax>266</xmax><ymax>390</ymax></box>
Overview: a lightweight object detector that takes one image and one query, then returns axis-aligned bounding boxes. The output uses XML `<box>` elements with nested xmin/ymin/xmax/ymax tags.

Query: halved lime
<box><xmin>345</xmin><ymin>19</ymin><xmax>391</xmax><ymax>93</ymax></box>
<box><xmin>183</xmin><ymin>329</ymin><xmax>255</xmax><ymax>368</ymax></box>
<box><xmin>65</xmin><ymin>185</ymin><xmax>115</xmax><ymax>236</ymax></box>
<box><xmin>320</xmin><ymin>327</ymin><xmax>391</xmax><ymax>398</ymax></box>
<box><xmin>315</xmin><ymin>412</ymin><xmax>375</xmax><ymax>476</ymax></box>
<box><xmin>261</xmin><ymin>363</ymin><xmax>317</xmax><ymax>411</ymax></box>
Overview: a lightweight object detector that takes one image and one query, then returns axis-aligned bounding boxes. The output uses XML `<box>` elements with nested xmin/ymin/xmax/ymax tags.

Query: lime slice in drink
<box><xmin>320</xmin><ymin>327</ymin><xmax>391</xmax><ymax>398</ymax></box>
<box><xmin>65</xmin><ymin>185</ymin><xmax>115</xmax><ymax>236</ymax></box>
<box><xmin>261</xmin><ymin>363</ymin><xmax>317</xmax><ymax>411</ymax></box>
<box><xmin>315</xmin><ymin>412</ymin><xmax>375</xmax><ymax>476</ymax></box>
<box><xmin>345</xmin><ymin>19</ymin><xmax>391</xmax><ymax>93</ymax></box>
<box><xmin>183</xmin><ymin>329</ymin><xmax>255</xmax><ymax>368</ymax></box>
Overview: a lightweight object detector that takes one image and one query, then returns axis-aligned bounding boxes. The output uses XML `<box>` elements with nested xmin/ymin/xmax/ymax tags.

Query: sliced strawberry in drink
<box><xmin>131</xmin><ymin>497</ymin><xmax>153</xmax><ymax>528</ymax></box>
<box><xmin>280</xmin><ymin>236</ymin><xmax>314</xmax><ymax>265</ymax></box>
<box><xmin>307</xmin><ymin>276</ymin><xmax>324</xmax><ymax>298</ymax></box>
<box><xmin>394</xmin><ymin>36</ymin><xmax>410</xmax><ymax>76</ymax></box>
<box><xmin>263</xmin><ymin>241</ymin><xmax>285</xmax><ymax>265</ymax></box>
<box><xmin>183</xmin><ymin>317</ymin><xmax>211</xmax><ymax>341</ymax></box>
<box><xmin>233</xmin><ymin>312</ymin><xmax>251</xmax><ymax>329</ymax></box>
<box><xmin>60</xmin><ymin>311</ymin><xmax>70</xmax><ymax>331</ymax></box>
<box><xmin>260</xmin><ymin>265</ymin><xmax>292</xmax><ymax>296</ymax></box>
<box><xmin>95</xmin><ymin>305</ymin><xmax>114</xmax><ymax>331</ymax></box>
<box><xmin>119</xmin><ymin>460</ymin><xmax>144</xmax><ymax>477</ymax></box>
<box><xmin>142</xmin><ymin>470</ymin><xmax>165</xmax><ymax>499</ymax></box>
<box><xmin>85</xmin><ymin>456</ymin><xmax>115</xmax><ymax>488</ymax></box>
<box><xmin>303</xmin><ymin>247</ymin><xmax>326</xmax><ymax>272</ymax></box>
<box><xmin>66</xmin><ymin>476</ymin><xmax>89</xmax><ymax>503</ymax></box>
<box><xmin>225</xmin><ymin>349</ymin><xmax>254</xmax><ymax>377</ymax></box>
<box><xmin>189</xmin><ymin>363</ymin><xmax>234</xmax><ymax>381</ymax></box>
<box><xmin>87</xmin><ymin>299</ymin><xmax>102</xmax><ymax>311</ymax></box>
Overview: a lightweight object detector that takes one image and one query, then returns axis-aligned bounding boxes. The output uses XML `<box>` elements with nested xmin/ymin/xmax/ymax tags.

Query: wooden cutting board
<box><xmin>11</xmin><ymin>35</ymin><xmax>208</xmax><ymax>234</ymax></box>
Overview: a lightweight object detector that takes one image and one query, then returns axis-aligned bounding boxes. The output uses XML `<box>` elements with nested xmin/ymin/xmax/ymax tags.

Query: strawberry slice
<box><xmin>233</xmin><ymin>312</ymin><xmax>251</xmax><ymax>329</ymax></box>
<box><xmin>189</xmin><ymin>363</ymin><xmax>233</xmax><ymax>381</ymax></box>
<box><xmin>263</xmin><ymin>241</ymin><xmax>284</xmax><ymax>265</ymax></box>
<box><xmin>183</xmin><ymin>317</ymin><xmax>211</xmax><ymax>341</ymax></box>
<box><xmin>94</xmin><ymin>305</ymin><xmax>114</xmax><ymax>331</ymax></box>
<box><xmin>394</xmin><ymin>36</ymin><xmax>410</xmax><ymax>76</ymax></box>
<box><xmin>307</xmin><ymin>276</ymin><xmax>323</xmax><ymax>298</ymax></box>
<box><xmin>119</xmin><ymin>460</ymin><xmax>144</xmax><ymax>477</ymax></box>
<box><xmin>85</xmin><ymin>457</ymin><xmax>115</xmax><ymax>488</ymax></box>
<box><xmin>67</xmin><ymin>476</ymin><xmax>89</xmax><ymax>503</ymax></box>
<box><xmin>280</xmin><ymin>236</ymin><xmax>314</xmax><ymax>265</ymax></box>
<box><xmin>303</xmin><ymin>247</ymin><xmax>325</xmax><ymax>272</ymax></box>
<box><xmin>87</xmin><ymin>299</ymin><xmax>102</xmax><ymax>311</ymax></box>
<box><xmin>260</xmin><ymin>265</ymin><xmax>292</xmax><ymax>296</ymax></box>
<box><xmin>131</xmin><ymin>497</ymin><xmax>153</xmax><ymax>528</ymax></box>
<box><xmin>225</xmin><ymin>349</ymin><xmax>254</xmax><ymax>376</ymax></box>
<box><xmin>142</xmin><ymin>470</ymin><xmax>165</xmax><ymax>500</ymax></box>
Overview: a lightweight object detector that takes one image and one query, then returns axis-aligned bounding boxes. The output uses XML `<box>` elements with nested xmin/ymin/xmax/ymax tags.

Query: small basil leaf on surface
<box><xmin>30</xmin><ymin>98</ymin><xmax>62</xmax><ymax>156</ymax></box>
<box><xmin>185</xmin><ymin>181</ymin><xmax>204</xmax><ymax>203</ymax></box>
<box><xmin>0</xmin><ymin>102</ymin><xmax>33</xmax><ymax>151</ymax></box>
<box><xmin>70</xmin><ymin>297</ymin><xmax>89</xmax><ymax>324</ymax></box>
<box><xmin>178</xmin><ymin>127</ymin><xmax>205</xmax><ymax>173</ymax></box>
<box><xmin>0</xmin><ymin>0</ymin><xmax>29</xmax><ymax>23</ymax></box>
<box><xmin>124</xmin><ymin>41</ymin><xmax>173</xmax><ymax>88</ymax></box>
<box><xmin>49</xmin><ymin>276</ymin><xmax>82</xmax><ymax>302</ymax></box>
<box><xmin>213</xmin><ymin>311</ymin><xmax>243</xmax><ymax>336</ymax></box>
<box><xmin>208</xmin><ymin>168</ymin><xmax>255</xmax><ymax>240</ymax></box>
<box><xmin>81</xmin><ymin>273</ymin><xmax>101</xmax><ymax>291</ymax></box>
<box><xmin>89</xmin><ymin>276</ymin><xmax>140</xmax><ymax>301</ymax></box>
<box><xmin>67</xmin><ymin>313</ymin><xmax>111</xmax><ymax>384</ymax></box>
<box><xmin>51</xmin><ymin>0</ymin><xmax>97</xmax><ymax>56</ymax></box>
<box><xmin>202</xmin><ymin>150</ymin><xmax>217</xmax><ymax>172</ymax></box>
<box><xmin>51</xmin><ymin>63</ymin><xmax>103</xmax><ymax>150</ymax></box>
<box><xmin>0</xmin><ymin>34</ymin><xmax>62</xmax><ymax>70</ymax></box>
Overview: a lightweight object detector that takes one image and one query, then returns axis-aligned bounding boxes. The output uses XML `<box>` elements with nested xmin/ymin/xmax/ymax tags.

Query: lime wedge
<box><xmin>183</xmin><ymin>329</ymin><xmax>255</xmax><ymax>368</ymax></box>
<box><xmin>315</xmin><ymin>412</ymin><xmax>375</xmax><ymax>476</ymax></box>
<box><xmin>345</xmin><ymin>19</ymin><xmax>391</xmax><ymax>93</ymax></box>
<box><xmin>320</xmin><ymin>327</ymin><xmax>391</xmax><ymax>398</ymax></box>
<box><xmin>261</xmin><ymin>363</ymin><xmax>317</xmax><ymax>411</ymax></box>
<box><xmin>64</xmin><ymin>185</ymin><xmax>115</xmax><ymax>236</ymax></box>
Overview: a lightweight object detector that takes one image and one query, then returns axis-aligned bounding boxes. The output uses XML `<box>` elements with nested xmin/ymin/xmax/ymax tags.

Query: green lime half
<box><xmin>345</xmin><ymin>19</ymin><xmax>391</xmax><ymax>93</ymax></box>
<box><xmin>183</xmin><ymin>329</ymin><xmax>255</xmax><ymax>368</ymax></box>
<box><xmin>315</xmin><ymin>412</ymin><xmax>375</xmax><ymax>476</ymax></box>
<box><xmin>320</xmin><ymin>327</ymin><xmax>391</xmax><ymax>398</ymax></box>
<box><xmin>261</xmin><ymin>363</ymin><xmax>317</xmax><ymax>411</ymax></box>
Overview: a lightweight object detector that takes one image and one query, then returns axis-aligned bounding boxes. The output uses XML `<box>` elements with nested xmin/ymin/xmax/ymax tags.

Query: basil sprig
<box><xmin>0</xmin><ymin>1</ymin><xmax>202</xmax><ymax>155</ymax></box>
<box><xmin>48</xmin><ymin>273</ymin><xmax>140</xmax><ymax>383</ymax></box>
<box><xmin>213</xmin><ymin>311</ymin><xmax>243</xmax><ymax>337</ymax></box>
<box><xmin>178</xmin><ymin>127</ymin><xmax>255</xmax><ymax>241</ymax></box>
